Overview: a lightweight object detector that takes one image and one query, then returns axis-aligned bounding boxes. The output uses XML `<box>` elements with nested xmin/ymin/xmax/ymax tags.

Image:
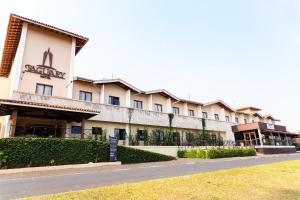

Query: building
<box><xmin>0</xmin><ymin>14</ymin><xmax>297</xmax><ymax>153</ymax></box>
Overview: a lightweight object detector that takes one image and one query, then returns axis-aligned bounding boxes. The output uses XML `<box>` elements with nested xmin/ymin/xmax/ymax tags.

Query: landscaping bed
<box><xmin>0</xmin><ymin>138</ymin><xmax>175</xmax><ymax>169</ymax></box>
<box><xmin>177</xmin><ymin>147</ymin><xmax>256</xmax><ymax>159</ymax></box>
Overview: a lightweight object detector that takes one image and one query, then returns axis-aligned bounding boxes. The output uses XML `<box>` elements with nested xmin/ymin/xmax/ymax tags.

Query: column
<box><xmin>257</xmin><ymin>128</ymin><xmax>263</xmax><ymax>146</ymax></box>
<box><xmin>125</xmin><ymin>124</ymin><xmax>130</xmax><ymax>146</ymax></box>
<box><xmin>196</xmin><ymin>106</ymin><xmax>202</xmax><ymax>118</ymax></box>
<box><xmin>100</xmin><ymin>84</ymin><xmax>105</xmax><ymax>104</ymax></box>
<box><xmin>148</xmin><ymin>94</ymin><xmax>153</xmax><ymax>111</ymax></box>
<box><xmin>166</xmin><ymin>98</ymin><xmax>172</xmax><ymax>113</ymax></box>
<box><xmin>231</xmin><ymin>112</ymin><xmax>236</xmax><ymax>123</ymax></box>
<box><xmin>125</xmin><ymin>89</ymin><xmax>131</xmax><ymax>108</ymax></box>
<box><xmin>220</xmin><ymin>108</ymin><xmax>225</xmax><ymax>121</ymax></box>
<box><xmin>67</xmin><ymin>38</ymin><xmax>76</xmax><ymax>98</ymax></box>
<box><xmin>183</xmin><ymin>103</ymin><xmax>188</xmax><ymax>116</ymax></box>
<box><xmin>81</xmin><ymin>118</ymin><xmax>85</xmax><ymax>139</ymax></box>
<box><xmin>209</xmin><ymin>106</ymin><xmax>215</xmax><ymax>120</ymax></box>
<box><xmin>9</xmin><ymin>110</ymin><xmax>18</xmax><ymax>137</ymax></box>
<box><xmin>240</xmin><ymin>114</ymin><xmax>245</xmax><ymax>124</ymax></box>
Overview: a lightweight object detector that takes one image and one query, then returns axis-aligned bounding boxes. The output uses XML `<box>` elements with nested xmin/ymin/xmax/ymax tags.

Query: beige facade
<box><xmin>0</xmin><ymin>14</ymin><xmax>292</xmax><ymax>145</ymax></box>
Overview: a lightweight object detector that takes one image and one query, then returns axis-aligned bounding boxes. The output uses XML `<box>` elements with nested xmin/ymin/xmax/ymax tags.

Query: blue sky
<box><xmin>0</xmin><ymin>0</ymin><xmax>300</xmax><ymax>131</ymax></box>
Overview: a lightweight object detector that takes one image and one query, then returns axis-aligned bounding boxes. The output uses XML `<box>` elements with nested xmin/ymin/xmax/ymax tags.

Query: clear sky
<box><xmin>0</xmin><ymin>0</ymin><xmax>300</xmax><ymax>131</ymax></box>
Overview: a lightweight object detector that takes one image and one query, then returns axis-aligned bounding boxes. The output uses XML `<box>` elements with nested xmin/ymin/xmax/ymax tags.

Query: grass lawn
<box><xmin>26</xmin><ymin>160</ymin><xmax>300</xmax><ymax>200</ymax></box>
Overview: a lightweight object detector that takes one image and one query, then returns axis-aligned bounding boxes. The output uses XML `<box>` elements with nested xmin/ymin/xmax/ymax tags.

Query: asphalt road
<box><xmin>1</xmin><ymin>153</ymin><xmax>300</xmax><ymax>199</ymax></box>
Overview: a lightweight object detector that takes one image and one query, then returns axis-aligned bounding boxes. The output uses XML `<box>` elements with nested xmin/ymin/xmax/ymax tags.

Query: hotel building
<box><xmin>0</xmin><ymin>14</ymin><xmax>297</xmax><ymax>153</ymax></box>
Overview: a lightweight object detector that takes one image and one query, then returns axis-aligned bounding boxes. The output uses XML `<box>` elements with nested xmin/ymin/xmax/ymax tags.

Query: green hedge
<box><xmin>118</xmin><ymin>146</ymin><xmax>175</xmax><ymax>164</ymax></box>
<box><xmin>178</xmin><ymin>148</ymin><xmax>256</xmax><ymax>159</ymax></box>
<box><xmin>0</xmin><ymin>138</ymin><xmax>175</xmax><ymax>169</ymax></box>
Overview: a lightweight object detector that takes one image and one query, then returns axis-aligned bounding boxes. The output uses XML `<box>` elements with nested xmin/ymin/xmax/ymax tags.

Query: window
<box><xmin>188</xmin><ymin>109</ymin><xmax>195</xmax><ymax>117</ymax></box>
<box><xmin>214</xmin><ymin>114</ymin><xmax>219</xmax><ymax>121</ymax></box>
<box><xmin>35</xmin><ymin>84</ymin><xmax>53</xmax><ymax>96</ymax></box>
<box><xmin>114</xmin><ymin>128</ymin><xmax>126</xmax><ymax>140</ymax></box>
<box><xmin>235</xmin><ymin>117</ymin><xmax>239</xmax><ymax>123</ymax></box>
<box><xmin>244</xmin><ymin>118</ymin><xmax>248</xmax><ymax>124</ymax></box>
<box><xmin>92</xmin><ymin>127</ymin><xmax>103</xmax><ymax>135</ymax></box>
<box><xmin>202</xmin><ymin>112</ymin><xmax>208</xmax><ymax>119</ymax></box>
<box><xmin>172</xmin><ymin>107</ymin><xmax>180</xmax><ymax>115</ymax></box>
<box><xmin>79</xmin><ymin>91</ymin><xmax>92</xmax><ymax>101</ymax></box>
<box><xmin>134</xmin><ymin>100</ymin><xmax>143</xmax><ymax>109</ymax></box>
<box><xmin>137</xmin><ymin>130</ymin><xmax>145</xmax><ymax>141</ymax></box>
<box><xmin>71</xmin><ymin>126</ymin><xmax>81</xmax><ymax>134</ymax></box>
<box><xmin>156</xmin><ymin>131</ymin><xmax>164</xmax><ymax>141</ymax></box>
<box><xmin>109</xmin><ymin>96</ymin><xmax>120</xmax><ymax>105</ymax></box>
<box><xmin>225</xmin><ymin>116</ymin><xmax>230</xmax><ymax>122</ymax></box>
<box><xmin>154</xmin><ymin>104</ymin><xmax>163</xmax><ymax>112</ymax></box>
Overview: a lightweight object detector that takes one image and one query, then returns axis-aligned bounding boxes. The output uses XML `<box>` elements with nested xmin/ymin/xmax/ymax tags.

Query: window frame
<box><xmin>225</xmin><ymin>116</ymin><xmax>230</xmax><ymax>122</ymax></box>
<box><xmin>154</xmin><ymin>104</ymin><xmax>163</xmax><ymax>112</ymax></box>
<box><xmin>133</xmin><ymin>100</ymin><xmax>143</xmax><ymax>109</ymax></box>
<box><xmin>172</xmin><ymin>107</ymin><xmax>180</xmax><ymax>115</ymax></box>
<box><xmin>79</xmin><ymin>90</ymin><xmax>92</xmax><ymax>102</ymax></box>
<box><xmin>71</xmin><ymin>126</ymin><xmax>81</xmax><ymax>134</ymax></box>
<box><xmin>188</xmin><ymin>109</ymin><xmax>195</xmax><ymax>117</ymax></box>
<box><xmin>35</xmin><ymin>83</ymin><xmax>53</xmax><ymax>96</ymax></box>
<box><xmin>214</xmin><ymin>114</ymin><xmax>219</xmax><ymax>121</ymax></box>
<box><xmin>109</xmin><ymin>96</ymin><xmax>120</xmax><ymax>106</ymax></box>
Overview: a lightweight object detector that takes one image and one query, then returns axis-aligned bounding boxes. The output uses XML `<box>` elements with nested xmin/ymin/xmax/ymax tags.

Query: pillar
<box><xmin>231</xmin><ymin>112</ymin><xmax>236</xmax><ymax>123</ymax></box>
<box><xmin>257</xmin><ymin>128</ymin><xmax>263</xmax><ymax>146</ymax></box>
<box><xmin>67</xmin><ymin>38</ymin><xmax>76</xmax><ymax>98</ymax></box>
<box><xmin>81</xmin><ymin>118</ymin><xmax>85</xmax><ymax>139</ymax></box>
<box><xmin>183</xmin><ymin>103</ymin><xmax>188</xmax><ymax>116</ymax></box>
<box><xmin>166</xmin><ymin>98</ymin><xmax>172</xmax><ymax>113</ymax></box>
<box><xmin>148</xmin><ymin>94</ymin><xmax>153</xmax><ymax>111</ymax></box>
<box><xmin>196</xmin><ymin>106</ymin><xmax>202</xmax><ymax>118</ymax></box>
<box><xmin>220</xmin><ymin>108</ymin><xmax>225</xmax><ymax>121</ymax></box>
<box><xmin>125</xmin><ymin>89</ymin><xmax>131</xmax><ymax>108</ymax></box>
<box><xmin>125</xmin><ymin>124</ymin><xmax>130</xmax><ymax>146</ymax></box>
<box><xmin>100</xmin><ymin>84</ymin><xmax>105</xmax><ymax>104</ymax></box>
<box><xmin>9</xmin><ymin>110</ymin><xmax>18</xmax><ymax>137</ymax></box>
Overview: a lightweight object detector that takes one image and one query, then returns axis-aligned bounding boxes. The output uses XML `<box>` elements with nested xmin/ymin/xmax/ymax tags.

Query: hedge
<box><xmin>178</xmin><ymin>148</ymin><xmax>256</xmax><ymax>159</ymax></box>
<box><xmin>0</xmin><ymin>138</ymin><xmax>175</xmax><ymax>169</ymax></box>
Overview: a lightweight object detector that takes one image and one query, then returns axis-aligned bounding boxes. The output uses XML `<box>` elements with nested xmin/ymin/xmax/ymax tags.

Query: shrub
<box><xmin>0</xmin><ymin>138</ymin><xmax>175</xmax><ymax>169</ymax></box>
<box><xmin>177</xmin><ymin>148</ymin><xmax>256</xmax><ymax>159</ymax></box>
<box><xmin>118</xmin><ymin>146</ymin><xmax>175</xmax><ymax>164</ymax></box>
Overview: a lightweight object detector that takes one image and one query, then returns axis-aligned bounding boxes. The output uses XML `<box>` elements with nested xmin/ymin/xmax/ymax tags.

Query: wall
<box><xmin>72</xmin><ymin>80</ymin><xmax>100</xmax><ymax>103</ymax></box>
<box><xmin>103</xmin><ymin>84</ymin><xmax>127</xmax><ymax>107</ymax></box>
<box><xmin>151</xmin><ymin>94</ymin><xmax>168</xmax><ymax>112</ymax></box>
<box><xmin>18</xmin><ymin>24</ymin><xmax>73</xmax><ymax>98</ymax></box>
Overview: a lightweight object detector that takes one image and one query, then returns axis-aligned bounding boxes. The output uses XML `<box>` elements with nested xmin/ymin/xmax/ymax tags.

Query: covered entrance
<box><xmin>0</xmin><ymin>99</ymin><xmax>99</xmax><ymax>138</ymax></box>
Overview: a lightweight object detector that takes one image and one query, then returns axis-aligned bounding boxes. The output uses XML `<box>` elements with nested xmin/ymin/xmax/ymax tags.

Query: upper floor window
<box><xmin>109</xmin><ymin>96</ymin><xmax>120</xmax><ymax>106</ymax></box>
<box><xmin>35</xmin><ymin>84</ymin><xmax>52</xmax><ymax>96</ymax></box>
<box><xmin>154</xmin><ymin>104</ymin><xmax>163</xmax><ymax>112</ymax></box>
<box><xmin>214</xmin><ymin>114</ymin><xmax>219</xmax><ymax>121</ymax></box>
<box><xmin>188</xmin><ymin>109</ymin><xmax>195</xmax><ymax>117</ymax></box>
<box><xmin>172</xmin><ymin>107</ymin><xmax>180</xmax><ymax>115</ymax></box>
<box><xmin>79</xmin><ymin>91</ymin><xmax>92</xmax><ymax>102</ymax></box>
<box><xmin>244</xmin><ymin>118</ymin><xmax>248</xmax><ymax>124</ymax></box>
<box><xmin>202</xmin><ymin>112</ymin><xmax>208</xmax><ymax>119</ymax></box>
<box><xmin>225</xmin><ymin>116</ymin><xmax>230</xmax><ymax>122</ymax></box>
<box><xmin>133</xmin><ymin>100</ymin><xmax>143</xmax><ymax>109</ymax></box>
<box><xmin>235</xmin><ymin>117</ymin><xmax>239</xmax><ymax>123</ymax></box>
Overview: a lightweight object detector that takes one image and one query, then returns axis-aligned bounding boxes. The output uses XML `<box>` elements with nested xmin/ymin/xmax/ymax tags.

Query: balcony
<box><xmin>11</xmin><ymin>91</ymin><xmax>101</xmax><ymax>113</ymax></box>
<box><xmin>10</xmin><ymin>91</ymin><xmax>234</xmax><ymax>132</ymax></box>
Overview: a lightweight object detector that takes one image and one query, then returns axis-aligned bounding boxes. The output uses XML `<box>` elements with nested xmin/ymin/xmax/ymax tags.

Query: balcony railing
<box><xmin>12</xmin><ymin>91</ymin><xmax>101</xmax><ymax>111</ymax></box>
<box><xmin>11</xmin><ymin>91</ymin><xmax>235</xmax><ymax>131</ymax></box>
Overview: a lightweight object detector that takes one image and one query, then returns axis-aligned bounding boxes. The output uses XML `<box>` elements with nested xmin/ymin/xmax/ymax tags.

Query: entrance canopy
<box><xmin>0</xmin><ymin>99</ymin><xmax>100</xmax><ymax>122</ymax></box>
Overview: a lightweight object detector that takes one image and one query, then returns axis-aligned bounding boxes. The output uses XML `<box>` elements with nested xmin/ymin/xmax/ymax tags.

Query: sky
<box><xmin>0</xmin><ymin>0</ymin><xmax>300</xmax><ymax>131</ymax></box>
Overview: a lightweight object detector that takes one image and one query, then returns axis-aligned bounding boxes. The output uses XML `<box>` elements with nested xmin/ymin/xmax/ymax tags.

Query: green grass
<box><xmin>26</xmin><ymin>160</ymin><xmax>300</xmax><ymax>200</ymax></box>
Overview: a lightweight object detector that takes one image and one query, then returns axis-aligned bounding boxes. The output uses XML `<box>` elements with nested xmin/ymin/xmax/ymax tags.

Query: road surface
<box><xmin>0</xmin><ymin>153</ymin><xmax>300</xmax><ymax>199</ymax></box>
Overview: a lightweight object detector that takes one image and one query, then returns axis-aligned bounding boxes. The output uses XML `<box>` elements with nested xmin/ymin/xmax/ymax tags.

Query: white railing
<box><xmin>12</xmin><ymin>91</ymin><xmax>101</xmax><ymax>112</ymax></box>
<box><xmin>11</xmin><ymin>91</ymin><xmax>235</xmax><ymax>132</ymax></box>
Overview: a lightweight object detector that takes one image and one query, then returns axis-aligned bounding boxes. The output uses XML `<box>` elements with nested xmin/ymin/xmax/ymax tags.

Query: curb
<box><xmin>0</xmin><ymin>162</ymin><xmax>122</xmax><ymax>175</ymax></box>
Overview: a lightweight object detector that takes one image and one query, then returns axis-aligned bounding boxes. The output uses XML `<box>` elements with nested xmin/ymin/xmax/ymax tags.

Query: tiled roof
<box><xmin>0</xmin><ymin>13</ymin><xmax>89</xmax><ymax>77</ymax></box>
<box><xmin>0</xmin><ymin>99</ymin><xmax>100</xmax><ymax>114</ymax></box>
